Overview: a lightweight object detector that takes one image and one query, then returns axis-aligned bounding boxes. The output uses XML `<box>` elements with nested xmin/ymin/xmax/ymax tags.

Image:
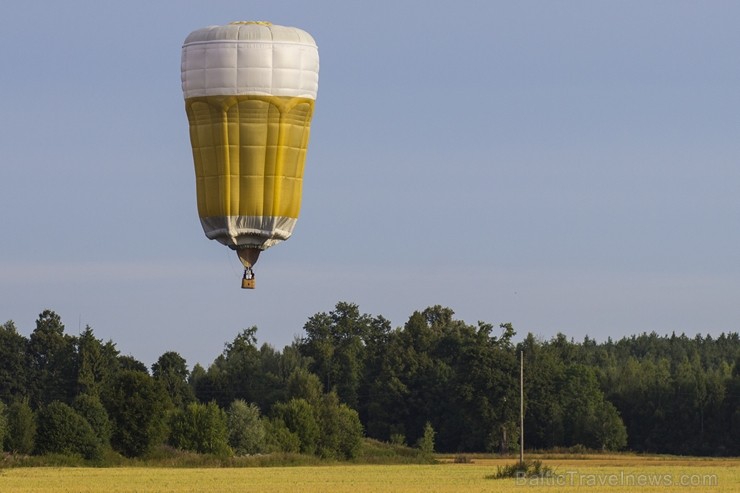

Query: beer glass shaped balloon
<box><xmin>181</xmin><ymin>22</ymin><xmax>319</xmax><ymax>288</ymax></box>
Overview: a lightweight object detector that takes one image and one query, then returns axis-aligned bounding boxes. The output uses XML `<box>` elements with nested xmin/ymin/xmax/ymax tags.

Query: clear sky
<box><xmin>2</xmin><ymin>1</ymin><xmax>739</xmax><ymax>368</ymax></box>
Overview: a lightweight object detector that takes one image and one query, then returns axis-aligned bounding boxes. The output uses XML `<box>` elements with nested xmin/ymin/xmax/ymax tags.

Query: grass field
<box><xmin>1</xmin><ymin>455</ymin><xmax>738</xmax><ymax>492</ymax></box>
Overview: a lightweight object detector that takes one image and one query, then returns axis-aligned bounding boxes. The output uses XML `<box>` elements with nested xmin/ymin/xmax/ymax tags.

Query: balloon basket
<box><xmin>241</xmin><ymin>268</ymin><xmax>256</xmax><ymax>289</ymax></box>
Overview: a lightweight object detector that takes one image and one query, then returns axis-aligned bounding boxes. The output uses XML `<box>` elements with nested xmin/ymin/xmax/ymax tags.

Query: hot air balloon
<box><xmin>181</xmin><ymin>21</ymin><xmax>319</xmax><ymax>288</ymax></box>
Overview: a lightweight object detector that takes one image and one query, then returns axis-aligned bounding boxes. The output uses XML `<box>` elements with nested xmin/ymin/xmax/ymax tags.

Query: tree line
<box><xmin>1</xmin><ymin>303</ymin><xmax>738</xmax><ymax>460</ymax></box>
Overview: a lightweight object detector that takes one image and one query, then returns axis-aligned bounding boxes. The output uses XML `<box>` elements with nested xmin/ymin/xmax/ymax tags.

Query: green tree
<box><xmin>315</xmin><ymin>392</ymin><xmax>341</xmax><ymax>458</ymax></box>
<box><xmin>102</xmin><ymin>370</ymin><xmax>169</xmax><ymax>457</ymax></box>
<box><xmin>152</xmin><ymin>351</ymin><xmax>195</xmax><ymax>408</ymax></box>
<box><xmin>359</xmin><ymin>327</ymin><xmax>408</xmax><ymax>441</ymax></box>
<box><xmin>591</xmin><ymin>400</ymin><xmax>628</xmax><ymax>450</ymax></box>
<box><xmin>193</xmin><ymin>331</ymin><xmax>313</xmax><ymax>412</ymax></box>
<box><xmin>417</xmin><ymin>421</ymin><xmax>435</xmax><ymax>458</ymax></box>
<box><xmin>226</xmin><ymin>399</ymin><xmax>265</xmax><ymax>455</ymax></box>
<box><xmin>559</xmin><ymin>364</ymin><xmax>629</xmax><ymax>450</ymax></box>
<box><xmin>118</xmin><ymin>355</ymin><xmax>149</xmax><ymax>374</ymax></box>
<box><xmin>335</xmin><ymin>402</ymin><xmax>364</xmax><ymax>459</ymax></box>
<box><xmin>76</xmin><ymin>326</ymin><xmax>119</xmax><ymax>397</ymax></box>
<box><xmin>0</xmin><ymin>321</ymin><xmax>29</xmax><ymax>403</ymax></box>
<box><xmin>255</xmin><ymin>343</ymin><xmax>292</xmax><ymax>407</ymax></box>
<box><xmin>188</xmin><ymin>363</ymin><xmax>212</xmax><ymax>402</ymax></box>
<box><xmin>262</xmin><ymin>416</ymin><xmax>300</xmax><ymax>453</ymax></box>
<box><xmin>521</xmin><ymin>333</ymin><xmax>565</xmax><ymax>449</ymax></box>
<box><xmin>73</xmin><ymin>393</ymin><xmax>112</xmax><ymax>447</ymax></box>
<box><xmin>5</xmin><ymin>399</ymin><xmax>35</xmax><ymax>454</ymax></box>
<box><xmin>272</xmin><ymin>398</ymin><xmax>320</xmax><ymax>455</ymax></box>
<box><xmin>286</xmin><ymin>367</ymin><xmax>323</xmax><ymax>405</ymax></box>
<box><xmin>355</xmin><ymin>313</ymin><xmax>393</xmax><ymax>438</ymax></box>
<box><xmin>35</xmin><ymin>401</ymin><xmax>102</xmax><ymax>460</ymax></box>
<box><xmin>300</xmin><ymin>302</ymin><xmax>375</xmax><ymax>408</ymax></box>
<box><xmin>300</xmin><ymin>312</ymin><xmax>335</xmax><ymax>392</ymax></box>
<box><xmin>726</xmin><ymin>355</ymin><xmax>740</xmax><ymax>455</ymax></box>
<box><xmin>169</xmin><ymin>401</ymin><xmax>231</xmax><ymax>456</ymax></box>
<box><xmin>365</xmin><ymin>307</ymin><xmax>517</xmax><ymax>452</ymax></box>
<box><xmin>200</xmin><ymin>327</ymin><xmax>263</xmax><ymax>408</ymax></box>
<box><xmin>26</xmin><ymin>310</ymin><xmax>78</xmax><ymax>407</ymax></box>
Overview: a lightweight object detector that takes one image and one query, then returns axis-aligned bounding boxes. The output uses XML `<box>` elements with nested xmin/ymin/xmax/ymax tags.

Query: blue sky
<box><xmin>2</xmin><ymin>1</ymin><xmax>739</xmax><ymax>368</ymax></box>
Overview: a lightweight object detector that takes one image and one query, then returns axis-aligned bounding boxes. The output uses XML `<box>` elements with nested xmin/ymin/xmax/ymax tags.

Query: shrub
<box><xmin>262</xmin><ymin>417</ymin><xmax>300</xmax><ymax>453</ymax></box>
<box><xmin>73</xmin><ymin>393</ymin><xmax>112</xmax><ymax>447</ymax></box>
<box><xmin>389</xmin><ymin>433</ymin><xmax>407</xmax><ymax>446</ymax></box>
<box><xmin>227</xmin><ymin>399</ymin><xmax>265</xmax><ymax>455</ymax></box>
<box><xmin>416</xmin><ymin>421</ymin><xmax>435</xmax><ymax>458</ymax></box>
<box><xmin>491</xmin><ymin>459</ymin><xmax>554</xmax><ymax>479</ymax></box>
<box><xmin>335</xmin><ymin>403</ymin><xmax>363</xmax><ymax>459</ymax></box>
<box><xmin>352</xmin><ymin>438</ymin><xmax>431</xmax><ymax>464</ymax></box>
<box><xmin>272</xmin><ymin>398</ymin><xmax>319</xmax><ymax>455</ymax></box>
<box><xmin>35</xmin><ymin>401</ymin><xmax>102</xmax><ymax>460</ymax></box>
<box><xmin>5</xmin><ymin>400</ymin><xmax>35</xmax><ymax>454</ymax></box>
<box><xmin>169</xmin><ymin>401</ymin><xmax>231</xmax><ymax>456</ymax></box>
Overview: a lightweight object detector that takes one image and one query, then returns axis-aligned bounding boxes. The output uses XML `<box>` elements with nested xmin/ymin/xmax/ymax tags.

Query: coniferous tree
<box><xmin>27</xmin><ymin>310</ymin><xmax>77</xmax><ymax>407</ymax></box>
<box><xmin>76</xmin><ymin>326</ymin><xmax>119</xmax><ymax>397</ymax></box>
<box><xmin>0</xmin><ymin>321</ymin><xmax>29</xmax><ymax>403</ymax></box>
<box><xmin>1</xmin><ymin>307</ymin><xmax>738</xmax><ymax>457</ymax></box>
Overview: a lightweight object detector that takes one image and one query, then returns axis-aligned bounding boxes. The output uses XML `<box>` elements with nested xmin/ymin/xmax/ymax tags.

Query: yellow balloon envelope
<box><xmin>181</xmin><ymin>22</ymin><xmax>319</xmax><ymax>288</ymax></box>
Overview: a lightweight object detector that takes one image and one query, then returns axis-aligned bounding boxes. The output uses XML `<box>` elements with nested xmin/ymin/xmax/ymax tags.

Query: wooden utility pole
<box><xmin>519</xmin><ymin>349</ymin><xmax>524</xmax><ymax>466</ymax></box>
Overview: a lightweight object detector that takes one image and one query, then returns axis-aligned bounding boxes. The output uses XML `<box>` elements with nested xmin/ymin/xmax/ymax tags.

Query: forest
<box><xmin>1</xmin><ymin>302</ymin><xmax>739</xmax><ymax>461</ymax></box>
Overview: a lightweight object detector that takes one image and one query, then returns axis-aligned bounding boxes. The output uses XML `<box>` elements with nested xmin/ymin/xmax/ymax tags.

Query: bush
<box><xmin>5</xmin><ymin>400</ymin><xmax>35</xmax><ymax>454</ymax></box>
<box><xmin>272</xmin><ymin>398</ymin><xmax>320</xmax><ymax>455</ymax></box>
<box><xmin>262</xmin><ymin>417</ymin><xmax>300</xmax><ymax>453</ymax></box>
<box><xmin>169</xmin><ymin>401</ymin><xmax>231</xmax><ymax>456</ymax></box>
<box><xmin>73</xmin><ymin>393</ymin><xmax>112</xmax><ymax>447</ymax></box>
<box><xmin>35</xmin><ymin>401</ymin><xmax>102</xmax><ymax>460</ymax></box>
<box><xmin>389</xmin><ymin>433</ymin><xmax>407</xmax><ymax>446</ymax></box>
<box><xmin>227</xmin><ymin>400</ymin><xmax>265</xmax><ymax>455</ymax></box>
<box><xmin>491</xmin><ymin>459</ymin><xmax>554</xmax><ymax>480</ymax></box>
<box><xmin>416</xmin><ymin>421</ymin><xmax>435</xmax><ymax>458</ymax></box>
<box><xmin>310</xmin><ymin>392</ymin><xmax>364</xmax><ymax>460</ymax></box>
<box><xmin>335</xmin><ymin>403</ymin><xmax>363</xmax><ymax>459</ymax></box>
<box><xmin>352</xmin><ymin>438</ymin><xmax>432</xmax><ymax>464</ymax></box>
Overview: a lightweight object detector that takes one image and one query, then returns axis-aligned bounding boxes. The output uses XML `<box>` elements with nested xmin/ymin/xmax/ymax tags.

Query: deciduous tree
<box><xmin>5</xmin><ymin>399</ymin><xmax>35</xmax><ymax>454</ymax></box>
<box><xmin>102</xmin><ymin>370</ymin><xmax>168</xmax><ymax>457</ymax></box>
<box><xmin>35</xmin><ymin>401</ymin><xmax>101</xmax><ymax>460</ymax></box>
<box><xmin>169</xmin><ymin>401</ymin><xmax>231</xmax><ymax>456</ymax></box>
<box><xmin>226</xmin><ymin>399</ymin><xmax>265</xmax><ymax>455</ymax></box>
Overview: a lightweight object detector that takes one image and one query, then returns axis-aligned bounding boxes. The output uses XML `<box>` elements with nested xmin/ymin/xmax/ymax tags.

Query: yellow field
<box><xmin>1</xmin><ymin>456</ymin><xmax>738</xmax><ymax>493</ymax></box>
